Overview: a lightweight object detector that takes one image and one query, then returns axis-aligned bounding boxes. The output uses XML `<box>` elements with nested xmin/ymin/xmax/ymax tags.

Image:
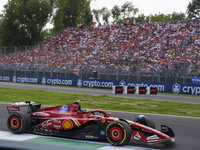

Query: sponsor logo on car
<box><xmin>60</xmin><ymin>105</ymin><xmax>68</xmax><ymax>112</ymax></box>
<box><xmin>53</xmin><ymin>125</ymin><xmax>61</xmax><ymax>129</ymax></box>
<box><xmin>85</xmin><ymin>135</ymin><xmax>94</xmax><ymax>139</ymax></box>
<box><xmin>147</xmin><ymin>135</ymin><xmax>159</xmax><ymax>140</ymax></box>
<box><xmin>53</xmin><ymin>120</ymin><xmax>61</xmax><ymax>124</ymax></box>
<box><xmin>33</xmin><ymin>113</ymin><xmax>49</xmax><ymax>117</ymax></box>
<box><xmin>42</xmin><ymin>120</ymin><xmax>52</xmax><ymax>128</ymax></box>
<box><xmin>85</xmin><ymin>135</ymin><xmax>98</xmax><ymax>139</ymax></box>
<box><xmin>102</xmin><ymin>119</ymin><xmax>105</xmax><ymax>123</ymax></box>
<box><xmin>161</xmin><ymin>126</ymin><xmax>168</xmax><ymax>132</ymax></box>
<box><xmin>100</xmin><ymin>131</ymin><xmax>105</xmax><ymax>135</ymax></box>
<box><xmin>134</xmin><ymin>132</ymin><xmax>141</xmax><ymax>140</ymax></box>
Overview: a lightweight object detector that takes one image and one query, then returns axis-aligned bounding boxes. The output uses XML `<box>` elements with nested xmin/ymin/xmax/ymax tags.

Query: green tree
<box><xmin>92</xmin><ymin>9</ymin><xmax>102</xmax><ymax>23</ymax></box>
<box><xmin>187</xmin><ymin>0</ymin><xmax>200</xmax><ymax>19</ymax></box>
<box><xmin>16</xmin><ymin>0</ymin><xmax>54</xmax><ymax>44</ymax></box>
<box><xmin>149</xmin><ymin>12</ymin><xmax>186</xmax><ymax>22</ymax></box>
<box><xmin>101</xmin><ymin>7</ymin><xmax>111</xmax><ymax>25</ymax></box>
<box><xmin>121</xmin><ymin>2</ymin><xmax>138</xmax><ymax>19</ymax></box>
<box><xmin>134</xmin><ymin>13</ymin><xmax>146</xmax><ymax>23</ymax></box>
<box><xmin>111</xmin><ymin>5</ymin><xmax>121</xmax><ymax>22</ymax></box>
<box><xmin>52</xmin><ymin>0</ymin><xmax>93</xmax><ymax>32</ymax></box>
<box><xmin>0</xmin><ymin>0</ymin><xmax>53</xmax><ymax>46</ymax></box>
<box><xmin>149</xmin><ymin>13</ymin><xmax>171</xmax><ymax>22</ymax></box>
<box><xmin>0</xmin><ymin>0</ymin><xmax>31</xmax><ymax>46</ymax></box>
<box><xmin>171</xmin><ymin>12</ymin><xmax>186</xmax><ymax>20</ymax></box>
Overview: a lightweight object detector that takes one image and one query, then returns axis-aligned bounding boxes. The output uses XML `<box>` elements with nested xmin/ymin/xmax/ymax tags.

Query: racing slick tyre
<box><xmin>134</xmin><ymin>115</ymin><xmax>155</xmax><ymax>129</ymax></box>
<box><xmin>7</xmin><ymin>111</ymin><xmax>31</xmax><ymax>134</ymax></box>
<box><xmin>106</xmin><ymin>121</ymin><xmax>132</xmax><ymax>146</ymax></box>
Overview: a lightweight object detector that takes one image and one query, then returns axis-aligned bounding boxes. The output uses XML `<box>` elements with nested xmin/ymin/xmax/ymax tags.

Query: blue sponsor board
<box><xmin>1</xmin><ymin>75</ymin><xmax>200</xmax><ymax>95</ymax></box>
<box><xmin>192</xmin><ymin>77</ymin><xmax>200</xmax><ymax>84</ymax></box>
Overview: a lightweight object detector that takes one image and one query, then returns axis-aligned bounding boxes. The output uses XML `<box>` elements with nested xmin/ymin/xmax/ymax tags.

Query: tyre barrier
<box><xmin>113</xmin><ymin>86</ymin><xmax>157</xmax><ymax>94</ymax></box>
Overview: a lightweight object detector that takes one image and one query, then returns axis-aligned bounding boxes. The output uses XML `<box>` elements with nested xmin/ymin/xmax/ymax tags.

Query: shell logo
<box><xmin>63</xmin><ymin>120</ymin><xmax>73</xmax><ymax>129</ymax></box>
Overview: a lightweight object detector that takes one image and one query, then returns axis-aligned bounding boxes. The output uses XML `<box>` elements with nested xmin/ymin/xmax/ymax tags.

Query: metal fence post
<box><xmin>183</xmin><ymin>40</ymin><xmax>187</xmax><ymax>83</ymax></box>
<box><xmin>159</xmin><ymin>41</ymin><xmax>162</xmax><ymax>82</ymax></box>
<box><xmin>137</xmin><ymin>42</ymin><xmax>140</xmax><ymax>81</ymax></box>
<box><xmin>117</xmin><ymin>42</ymin><xmax>120</xmax><ymax>80</ymax></box>
<box><xmin>51</xmin><ymin>42</ymin><xmax>53</xmax><ymax>77</ymax></box>
<box><xmin>65</xmin><ymin>45</ymin><xmax>68</xmax><ymax>78</ymax></box>
<box><xmin>25</xmin><ymin>46</ymin><xmax>27</xmax><ymax>77</ymax></box>
<box><xmin>3</xmin><ymin>47</ymin><xmax>6</xmax><ymax>75</ymax></box>
<box><xmin>14</xmin><ymin>46</ymin><xmax>17</xmax><ymax>76</ymax></box>
<box><xmin>98</xmin><ymin>39</ymin><xmax>101</xmax><ymax>79</ymax></box>
<box><xmin>81</xmin><ymin>43</ymin><xmax>83</xmax><ymax>78</ymax></box>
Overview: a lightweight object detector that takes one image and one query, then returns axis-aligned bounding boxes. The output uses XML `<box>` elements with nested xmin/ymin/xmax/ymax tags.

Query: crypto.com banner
<box><xmin>0</xmin><ymin>75</ymin><xmax>200</xmax><ymax>95</ymax></box>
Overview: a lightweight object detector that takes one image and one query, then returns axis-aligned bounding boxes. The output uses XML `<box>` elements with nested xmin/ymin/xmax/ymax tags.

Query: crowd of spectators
<box><xmin>0</xmin><ymin>19</ymin><xmax>200</xmax><ymax>77</ymax></box>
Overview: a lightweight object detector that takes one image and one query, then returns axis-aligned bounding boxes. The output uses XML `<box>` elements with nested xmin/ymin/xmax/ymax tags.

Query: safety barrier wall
<box><xmin>0</xmin><ymin>75</ymin><xmax>200</xmax><ymax>95</ymax></box>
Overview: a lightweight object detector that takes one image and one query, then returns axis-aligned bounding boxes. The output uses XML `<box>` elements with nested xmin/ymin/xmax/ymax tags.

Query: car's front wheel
<box><xmin>7</xmin><ymin>111</ymin><xmax>31</xmax><ymax>134</ymax></box>
<box><xmin>106</xmin><ymin>121</ymin><xmax>132</xmax><ymax>146</ymax></box>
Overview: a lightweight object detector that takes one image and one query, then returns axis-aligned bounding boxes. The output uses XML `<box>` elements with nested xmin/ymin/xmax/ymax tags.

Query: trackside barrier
<box><xmin>135</xmin><ymin>86</ymin><xmax>147</xmax><ymax>94</ymax></box>
<box><xmin>147</xmin><ymin>87</ymin><xmax>157</xmax><ymax>94</ymax></box>
<box><xmin>112</xmin><ymin>86</ymin><xmax>123</xmax><ymax>94</ymax></box>
<box><xmin>114</xmin><ymin>86</ymin><xmax>157</xmax><ymax>95</ymax></box>
<box><xmin>0</xmin><ymin>75</ymin><xmax>200</xmax><ymax>95</ymax></box>
<box><xmin>139</xmin><ymin>87</ymin><xmax>147</xmax><ymax>94</ymax></box>
<box><xmin>124</xmin><ymin>86</ymin><xmax>135</xmax><ymax>94</ymax></box>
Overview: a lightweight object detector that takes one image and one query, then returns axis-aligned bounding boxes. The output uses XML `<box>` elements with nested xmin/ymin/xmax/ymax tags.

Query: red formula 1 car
<box><xmin>6</xmin><ymin>101</ymin><xmax>175</xmax><ymax>146</ymax></box>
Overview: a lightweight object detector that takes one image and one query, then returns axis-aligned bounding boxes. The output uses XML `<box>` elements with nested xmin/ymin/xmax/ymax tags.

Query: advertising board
<box><xmin>0</xmin><ymin>75</ymin><xmax>200</xmax><ymax>95</ymax></box>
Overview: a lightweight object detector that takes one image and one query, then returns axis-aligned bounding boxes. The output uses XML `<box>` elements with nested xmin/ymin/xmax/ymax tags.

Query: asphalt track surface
<box><xmin>0</xmin><ymin>82</ymin><xmax>200</xmax><ymax>150</ymax></box>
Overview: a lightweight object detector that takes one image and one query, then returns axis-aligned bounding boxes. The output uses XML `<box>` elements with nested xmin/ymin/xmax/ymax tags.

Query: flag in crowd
<box><xmin>74</xmin><ymin>67</ymin><xmax>80</xmax><ymax>76</ymax></box>
<box><xmin>63</xmin><ymin>67</ymin><xmax>67</xmax><ymax>72</ymax></box>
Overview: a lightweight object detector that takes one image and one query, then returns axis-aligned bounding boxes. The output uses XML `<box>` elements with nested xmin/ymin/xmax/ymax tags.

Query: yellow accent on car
<box><xmin>74</xmin><ymin>118</ymin><xmax>81</xmax><ymax>126</ymax></box>
<box><xmin>120</xmin><ymin>129</ymin><xmax>126</xmax><ymax>144</ymax></box>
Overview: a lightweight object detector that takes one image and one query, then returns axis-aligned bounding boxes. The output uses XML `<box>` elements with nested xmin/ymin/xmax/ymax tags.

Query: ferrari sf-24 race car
<box><xmin>6</xmin><ymin>101</ymin><xmax>175</xmax><ymax>146</ymax></box>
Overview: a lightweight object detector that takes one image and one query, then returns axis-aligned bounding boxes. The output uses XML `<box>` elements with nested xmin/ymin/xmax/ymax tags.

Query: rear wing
<box><xmin>11</xmin><ymin>101</ymin><xmax>36</xmax><ymax>106</ymax></box>
<box><xmin>7</xmin><ymin>105</ymin><xmax>20</xmax><ymax>113</ymax></box>
<box><xmin>6</xmin><ymin>101</ymin><xmax>38</xmax><ymax>114</ymax></box>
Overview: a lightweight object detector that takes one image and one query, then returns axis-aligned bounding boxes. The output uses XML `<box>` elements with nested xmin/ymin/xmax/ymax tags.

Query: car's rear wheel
<box><xmin>134</xmin><ymin>115</ymin><xmax>155</xmax><ymax>129</ymax></box>
<box><xmin>7</xmin><ymin>111</ymin><xmax>31</xmax><ymax>134</ymax></box>
<box><xmin>106</xmin><ymin>121</ymin><xmax>132</xmax><ymax>146</ymax></box>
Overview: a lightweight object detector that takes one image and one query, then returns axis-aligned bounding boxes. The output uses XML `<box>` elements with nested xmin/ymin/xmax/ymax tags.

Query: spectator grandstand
<box><xmin>0</xmin><ymin>19</ymin><xmax>200</xmax><ymax>83</ymax></box>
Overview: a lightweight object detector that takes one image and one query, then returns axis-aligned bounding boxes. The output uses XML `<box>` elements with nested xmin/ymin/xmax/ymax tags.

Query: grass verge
<box><xmin>0</xmin><ymin>87</ymin><xmax>200</xmax><ymax>118</ymax></box>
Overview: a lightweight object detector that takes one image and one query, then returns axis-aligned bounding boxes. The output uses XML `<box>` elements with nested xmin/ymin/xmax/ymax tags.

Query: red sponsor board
<box><xmin>127</xmin><ymin>86</ymin><xmax>135</xmax><ymax>94</ymax></box>
<box><xmin>115</xmin><ymin>86</ymin><xmax>123</xmax><ymax>94</ymax></box>
<box><xmin>139</xmin><ymin>87</ymin><xmax>146</xmax><ymax>94</ymax></box>
<box><xmin>150</xmin><ymin>87</ymin><xmax>157</xmax><ymax>94</ymax></box>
